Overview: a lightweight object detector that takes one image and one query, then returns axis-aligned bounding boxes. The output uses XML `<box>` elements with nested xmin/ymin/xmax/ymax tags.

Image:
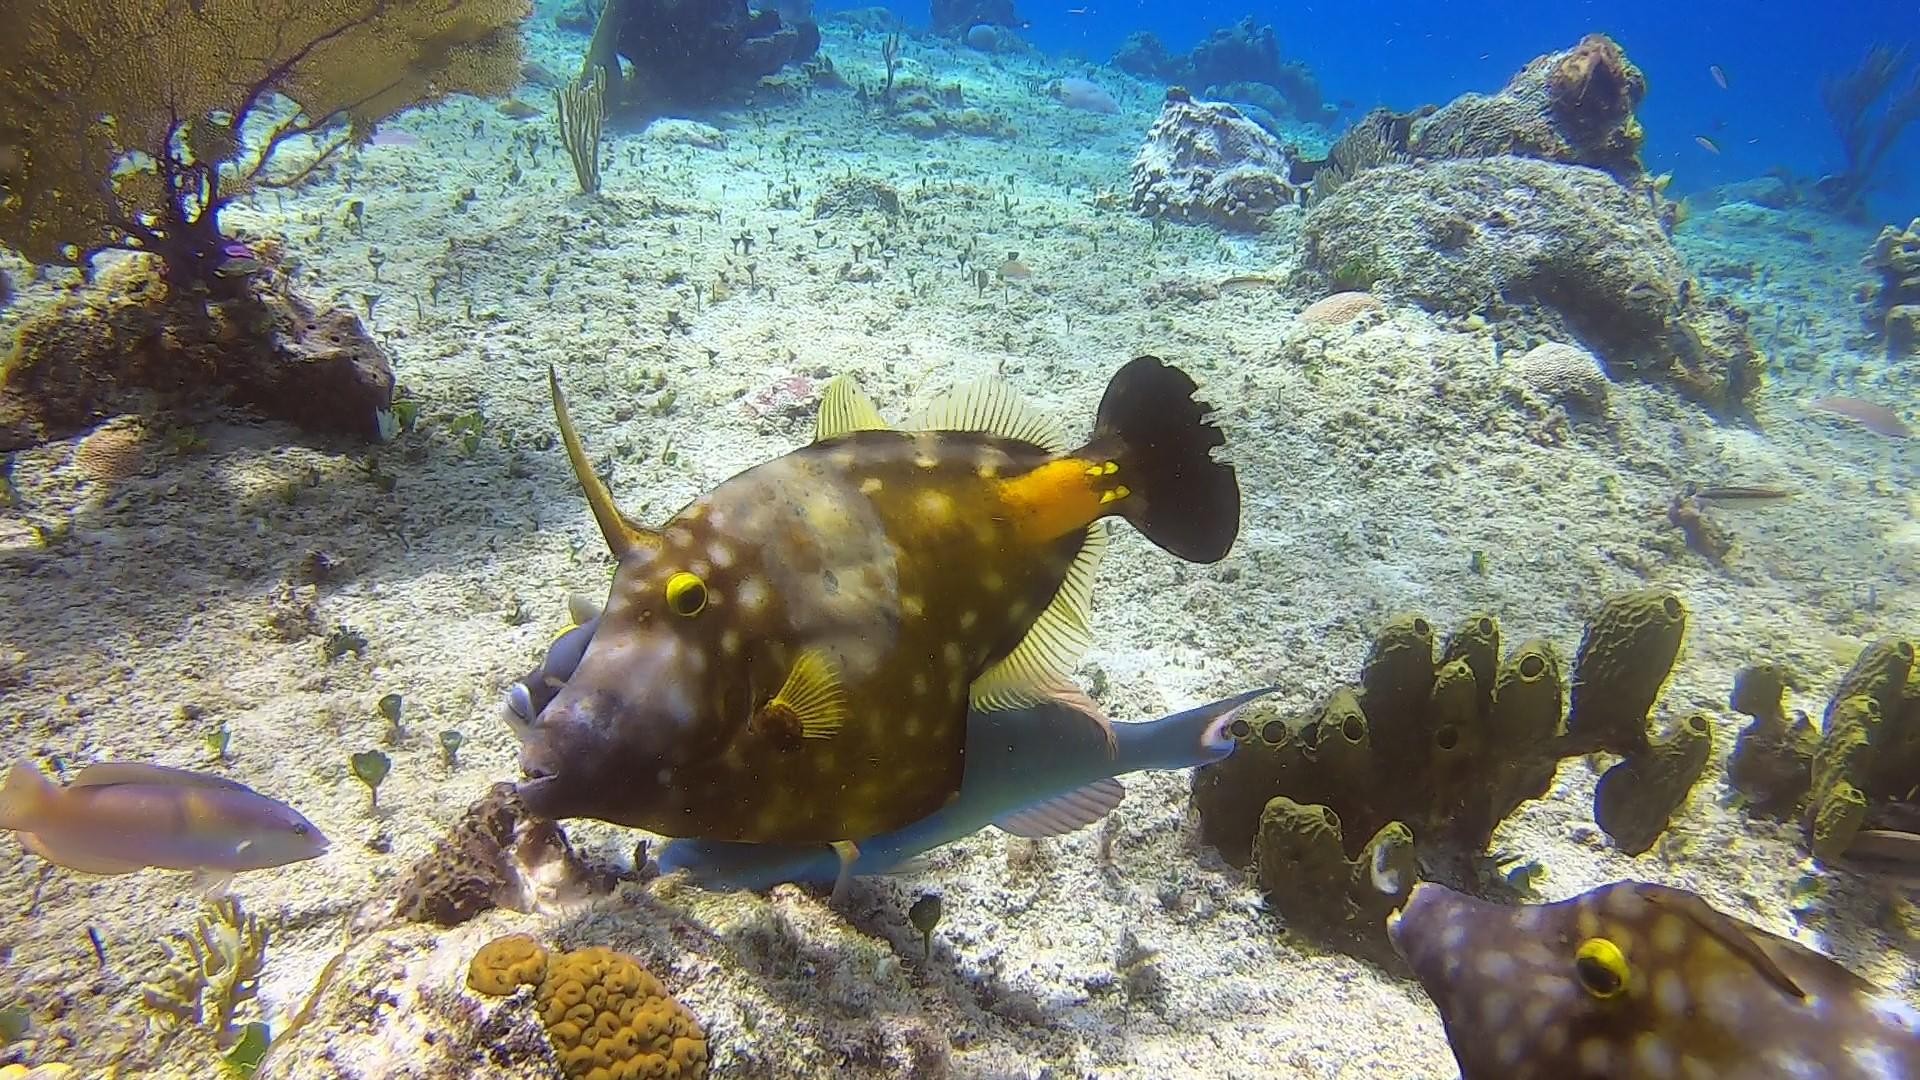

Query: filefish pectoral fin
<box><xmin>192</xmin><ymin>868</ymin><xmax>236</xmax><ymax>898</ymax></box>
<box><xmin>753</xmin><ymin>649</ymin><xmax>849</xmax><ymax>742</ymax></box>
<box><xmin>993</xmin><ymin>777</ymin><xmax>1125</xmax><ymax>837</ymax></box>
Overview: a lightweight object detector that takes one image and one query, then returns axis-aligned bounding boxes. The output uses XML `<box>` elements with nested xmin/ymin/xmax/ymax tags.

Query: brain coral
<box><xmin>468</xmin><ymin>935</ymin><xmax>709</xmax><ymax>1080</ymax></box>
<box><xmin>1298</xmin><ymin>291</ymin><xmax>1383</xmax><ymax>327</ymax></box>
<box><xmin>1515</xmin><ymin>341</ymin><xmax>1610</xmax><ymax>412</ymax></box>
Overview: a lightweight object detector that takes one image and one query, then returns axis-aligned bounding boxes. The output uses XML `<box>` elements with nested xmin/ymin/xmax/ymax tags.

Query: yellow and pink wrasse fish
<box><xmin>1389</xmin><ymin>879</ymin><xmax>1920</xmax><ymax>1080</ymax></box>
<box><xmin>0</xmin><ymin>758</ymin><xmax>328</xmax><ymax>881</ymax></box>
<box><xmin>515</xmin><ymin>356</ymin><xmax>1240</xmax><ymax>873</ymax></box>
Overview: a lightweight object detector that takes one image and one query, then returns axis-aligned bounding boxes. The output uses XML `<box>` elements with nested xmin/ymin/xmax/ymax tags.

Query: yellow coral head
<box><xmin>549</xmin><ymin>366</ymin><xmax>659</xmax><ymax>560</ymax></box>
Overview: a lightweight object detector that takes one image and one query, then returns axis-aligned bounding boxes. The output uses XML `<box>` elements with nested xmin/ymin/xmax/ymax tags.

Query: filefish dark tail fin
<box><xmin>1091</xmin><ymin>355</ymin><xmax>1241</xmax><ymax>563</ymax></box>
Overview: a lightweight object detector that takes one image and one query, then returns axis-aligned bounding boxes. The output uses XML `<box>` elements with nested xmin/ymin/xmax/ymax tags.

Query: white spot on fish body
<box><xmin>737</xmin><ymin>577</ymin><xmax>769</xmax><ymax>614</ymax></box>
<box><xmin>1477</xmin><ymin>951</ymin><xmax>1517</xmax><ymax>980</ymax></box>
<box><xmin>1699</xmin><ymin>970</ymin><xmax>1747</xmax><ymax>1029</ymax></box>
<box><xmin>1847</xmin><ymin>1041</ymin><xmax>1908</xmax><ymax>1080</ymax></box>
<box><xmin>943</xmin><ymin>643</ymin><xmax>964</xmax><ymax>668</ymax></box>
<box><xmin>1654</xmin><ymin>968</ymin><xmax>1689</xmax><ymax>1018</ymax></box>
<box><xmin>1633</xmin><ymin>1033</ymin><xmax>1677</xmax><ymax>1078</ymax></box>
<box><xmin>960</xmin><ymin>610</ymin><xmax>978</xmax><ymax>630</ymax></box>
<box><xmin>721</xmin><ymin>630</ymin><xmax>741</xmax><ymax>656</ymax></box>
<box><xmin>860</xmin><ymin>476</ymin><xmax>883</xmax><ymax>495</ymax></box>
<box><xmin>1538</xmin><ymin>1022</ymin><xmax>1569</xmax><ymax>1055</ymax></box>
<box><xmin>982</xmin><ymin>570</ymin><xmax>1004</xmax><ymax>592</ymax></box>
<box><xmin>1439</xmin><ymin>923</ymin><xmax>1468</xmax><ymax>950</ymax></box>
<box><xmin>1867</xmin><ymin>993</ymin><xmax>1920</xmax><ymax>1035</ymax></box>
<box><xmin>911</xmin><ymin>673</ymin><xmax>929</xmax><ymax>696</ymax></box>
<box><xmin>902</xmin><ymin>595</ymin><xmax>924</xmax><ymax>618</ymax></box>
<box><xmin>709</xmin><ymin>542</ymin><xmax>735</xmax><ymax>569</ymax></box>
<box><xmin>917</xmin><ymin>491</ymin><xmax>953</xmax><ymax>523</ymax></box>
<box><xmin>1577</xmin><ymin>1038</ymin><xmax>1612</xmax><ymax>1072</ymax></box>
<box><xmin>1494</xmin><ymin>1030</ymin><xmax>1525</xmax><ymax>1066</ymax></box>
<box><xmin>666</xmin><ymin>527</ymin><xmax>694</xmax><ymax>549</ymax></box>
<box><xmin>1678</xmin><ymin>1054</ymin><xmax>1718</xmax><ymax>1080</ymax></box>
<box><xmin>1762</xmin><ymin>1049</ymin><xmax>1824</xmax><ymax>1079</ymax></box>
<box><xmin>1653</xmin><ymin>913</ymin><xmax>1688</xmax><ymax>954</ymax></box>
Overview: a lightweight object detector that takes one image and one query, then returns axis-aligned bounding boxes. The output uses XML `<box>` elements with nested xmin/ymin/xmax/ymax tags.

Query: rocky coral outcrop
<box><xmin>1129</xmin><ymin>90</ymin><xmax>1300</xmax><ymax>231</ymax></box>
<box><xmin>1112</xmin><ymin>20</ymin><xmax>1322</xmax><ymax>120</ymax></box>
<box><xmin>1193</xmin><ymin>592</ymin><xmax>1711</xmax><ymax>963</ymax></box>
<box><xmin>586</xmin><ymin>0</ymin><xmax>820</xmax><ymax>110</ymax></box>
<box><xmin>0</xmin><ymin>255</ymin><xmax>393</xmax><ymax>450</ymax></box>
<box><xmin>1300</xmin><ymin>155</ymin><xmax>1759</xmax><ymax>415</ymax></box>
<box><xmin>1863</xmin><ymin>218</ymin><xmax>1920</xmax><ymax>357</ymax></box>
<box><xmin>1410</xmin><ymin>33</ymin><xmax>1647</xmax><ymax>181</ymax></box>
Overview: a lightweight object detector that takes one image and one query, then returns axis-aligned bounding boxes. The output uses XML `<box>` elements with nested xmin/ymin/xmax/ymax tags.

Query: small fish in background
<box><xmin>1810</xmin><ymin>396</ymin><xmax>1912</xmax><ymax>438</ymax></box>
<box><xmin>1694</xmin><ymin>134</ymin><xmax>1721</xmax><ymax>154</ymax></box>
<box><xmin>1389</xmin><ymin>879</ymin><xmax>1920</xmax><ymax>1079</ymax></box>
<box><xmin>0</xmin><ymin>758</ymin><xmax>328</xmax><ymax>884</ymax></box>
<box><xmin>1710</xmin><ymin>63</ymin><xmax>1729</xmax><ymax>89</ymax></box>
<box><xmin>996</xmin><ymin>252</ymin><xmax>1033</xmax><ymax>281</ymax></box>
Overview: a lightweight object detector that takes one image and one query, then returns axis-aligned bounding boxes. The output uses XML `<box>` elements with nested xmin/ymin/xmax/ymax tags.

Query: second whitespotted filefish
<box><xmin>1389</xmin><ymin>879</ymin><xmax>1920</xmax><ymax>1079</ymax></box>
<box><xmin>516</xmin><ymin>356</ymin><xmax>1241</xmax><ymax>851</ymax></box>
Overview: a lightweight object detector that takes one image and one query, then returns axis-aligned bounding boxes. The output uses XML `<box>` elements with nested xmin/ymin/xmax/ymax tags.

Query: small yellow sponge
<box><xmin>468</xmin><ymin>933</ymin><xmax>551</xmax><ymax>996</ymax></box>
<box><xmin>469</xmin><ymin>937</ymin><xmax>708</xmax><ymax>1080</ymax></box>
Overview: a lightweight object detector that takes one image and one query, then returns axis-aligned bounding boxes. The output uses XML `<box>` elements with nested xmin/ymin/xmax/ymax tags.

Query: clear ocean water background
<box><xmin>822</xmin><ymin>0</ymin><xmax>1920</xmax><ymax>219</ymax></box>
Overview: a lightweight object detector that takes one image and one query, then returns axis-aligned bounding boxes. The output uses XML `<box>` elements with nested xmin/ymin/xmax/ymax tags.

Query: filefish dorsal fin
<box><xmin>904</xmin><ymin>378</ymin><xmax>1068</xmax><ymax>452</ymax></box>
<box><xmin>813</xmin><ymin>375</ymin><xmax>892</xmax><ymax>441</ymax></box>
<box><xmin>968</xmin><ymin>523</ymin><xmax>1107</xmax><ymax>710</ymax></box>
<box><xmin>69</xmin><ymin>762</ymin><xmax>254</xmax><ymax>792</ymax></box>
<box><xmin>994</xmin><ymin>777</ymin><xmax>1125</xmax><ymax>837</ymax></box>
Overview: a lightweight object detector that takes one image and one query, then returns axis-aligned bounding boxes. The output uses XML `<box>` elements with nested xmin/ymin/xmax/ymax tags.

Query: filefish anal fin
<box><xmin>994</xmin><ymin>777</ymin><xmax>1125</xmax><ymax>837</ymax></box>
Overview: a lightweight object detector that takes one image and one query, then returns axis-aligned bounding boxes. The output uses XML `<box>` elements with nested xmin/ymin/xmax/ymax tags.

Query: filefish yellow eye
<box><xmin>1574</xmin><ymin>937</ymin><xmax>1630</xmax><ymax>999</ymax></box>
<box><xmin>664</xmin><ymin>571</ymin><xmax>708</xmax><ymax>617</ymax></box>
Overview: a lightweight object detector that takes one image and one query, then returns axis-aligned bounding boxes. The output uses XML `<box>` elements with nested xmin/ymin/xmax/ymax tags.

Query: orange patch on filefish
<box><xmin>996</xmin><ymin>457</ymin><xmax>1122</xmax><ymax>544</ymax></box>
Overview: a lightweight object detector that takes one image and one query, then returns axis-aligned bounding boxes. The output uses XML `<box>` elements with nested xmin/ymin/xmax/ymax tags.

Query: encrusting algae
<box><xmin>515</xmin><ymin>356</ymin><xmax>1240</xmax><ymax>895</ymax></box>
<box><xmin>468</xmin><ymin>935</ymin><xmax>709</xmax><ymax>1080</ymax></box>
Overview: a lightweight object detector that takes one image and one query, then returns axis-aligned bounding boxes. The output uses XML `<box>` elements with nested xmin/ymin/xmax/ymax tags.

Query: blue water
<box><xmin>833</xmin><ymin>0</ymin><xmax>1920</xmax><ymax>218</ymax></box>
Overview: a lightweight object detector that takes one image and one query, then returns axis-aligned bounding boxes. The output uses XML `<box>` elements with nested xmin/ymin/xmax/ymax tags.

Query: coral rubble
<box><xmin>1300</xmin><ymin>155</ymin><xmax>1760</xmax><ymax>415</ymax></box>
<box><xmin>1409</xmin><ymin>34</ymin><xmax>1648</xmax><ymax>181</ymax></box>
<box><xmin>468</xmin><ymin>935</ymin><xmax>709</xmax><ymax>1080</ymax></box>
<box><xmin>1193</xmin><ymin>592</ymin><xmax>1711</xmax><ymax>960</ymax></box>
<box><xmin>0</xmin><ymin>256</ymin><xmax>392</xmax><ymax>449</ymax></box>
<box><xmin>393</xmin><ymin>783</ymin><xmax>603</xmax><ymax>927</ymax></box>
<box><xmin>1129</xmin><ymin>90</ymin><xmax>1300</xmax><ymax>231</ymax></box>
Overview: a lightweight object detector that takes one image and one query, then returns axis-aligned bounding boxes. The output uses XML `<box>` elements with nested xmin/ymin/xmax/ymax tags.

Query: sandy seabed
<box><xmin>1</xmin><ymin>13</ymin><xmax>1916</xmax><ymax>1079</ymax></box>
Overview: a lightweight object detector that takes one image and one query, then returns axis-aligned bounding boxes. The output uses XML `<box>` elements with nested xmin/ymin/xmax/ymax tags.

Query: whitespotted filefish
<box><xmin>504</xmin><ymin>613</ymin><xmax>1272</xmax><ymax>888</ymax></box>
<box><xmin>515</xmin><ymin>357</ymin><xmax>1240</xmax><ymax>880</ymax></box>
<box><xmin>1389</xmin><ymin>879</ymin><xmax>1920</xmax><ymax>1079</ymax></box>
<box><xmin>0</xmin><ymin>758</ymin><xmax>328</xmax><ymax>880</ymax></box>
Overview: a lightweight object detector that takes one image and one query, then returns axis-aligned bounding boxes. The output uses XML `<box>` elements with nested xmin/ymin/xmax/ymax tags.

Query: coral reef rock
<box><xmin>1298</xmin><ymin>291</ymin><xmax>1383</xmax><ymax>328</ymax></box>
<box><xmin>1514</xmin><ymin>341</ymin><xmax>1611</xmax><ymax>413</ymax></box>
<box><xmin>1193</xmin><ymin>592</ymin><xmax>1711</xmax><ymax>961</ymax></box>
<box><xmin>1301</xmin><ymin>155</ymin><xmax>1760</xmax><ymax>415</ymax></box>
<box><xmin>393</xmin><ymin>783</ymin><xmax>604</xmax><ymax>926</ymax></box>
<box><xmin>930</xmin><ymin>0</ymin><xmax>1019</xmax><ymax>36</ymax></box>
<box><xmin>468</xmin><ymin>935</ymin><xmax>710</xmax><ymax>1080</ymax></box>
<box><xmin>590</xmin><ymin>0</ymin><xmax>820</xmax><ymax>110</ymax></box>
<box><xmin>1863</xmin><ymin>218</ymin><xmax>1920</xmax><ymax>356</ymax></box>
<box><xmin>1111</xmin><ymin>20</ymin><xmax>1322</xmax><ymax>120</ymax></box>
<box><xmin>1409</xmin><ymin>33</ymin><xmax>1647</xmax><ymax>180</ymax></box>
<box><xmin>0</xmin><ymin>257</ymin><xmax>393</xmax><ymax>450</ymax></box>
<box><xmin>1129</xmin><ymin>90</ymin><xmax>1300</xmax><ymax>232</ymax></box>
